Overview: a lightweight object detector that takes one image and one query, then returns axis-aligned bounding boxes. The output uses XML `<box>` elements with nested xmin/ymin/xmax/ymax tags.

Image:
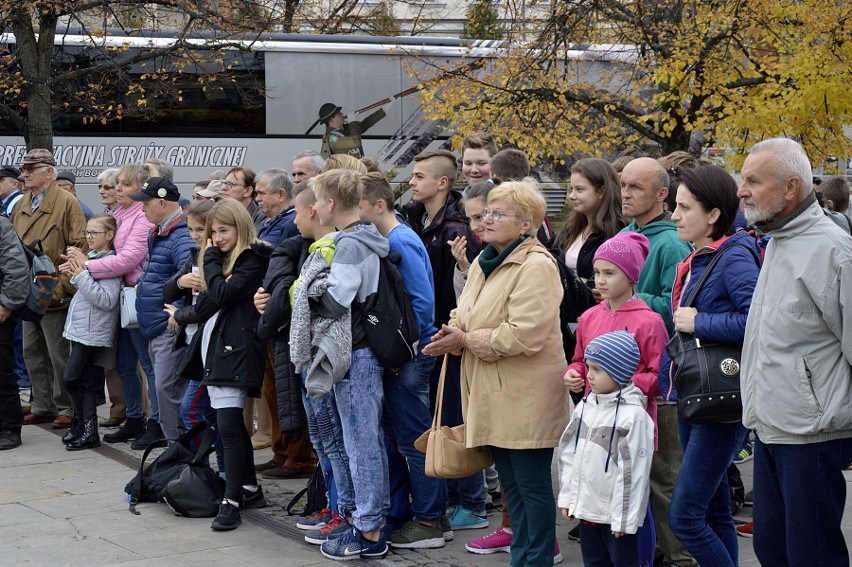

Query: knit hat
<box><xmin>593</xmin><ymin>232</ymin><xmax>650</xmax><ymax>284</ymax></box>
<box><xmin>584</xmin><ymin>330</ymin><xmax>640</xmax><ymax>388</ymax></box>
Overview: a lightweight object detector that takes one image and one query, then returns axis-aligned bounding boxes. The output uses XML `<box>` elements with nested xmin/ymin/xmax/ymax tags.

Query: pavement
<box><xmin>2</xmin><ymin>404</ymin><xmax>851</xmax><ymax>566</ymax></box>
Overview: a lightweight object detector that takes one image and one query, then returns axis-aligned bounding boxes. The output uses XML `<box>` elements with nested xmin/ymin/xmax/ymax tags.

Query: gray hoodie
<box><xmin>0</xmin><ymin>217</ymin><xmax>28</xmax><ymax>311</ymax></box>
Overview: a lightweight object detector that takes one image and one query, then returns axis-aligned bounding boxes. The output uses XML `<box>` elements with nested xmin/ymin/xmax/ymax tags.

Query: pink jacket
<box><xmin>87</xmin><ymin>202</ymin><xmax>152</xmax><ymax>286</ymax></box>
<box><xmin>568</xmin><ymin>297</ymin><xmax>667</xmax><ymax>448</ymax></box>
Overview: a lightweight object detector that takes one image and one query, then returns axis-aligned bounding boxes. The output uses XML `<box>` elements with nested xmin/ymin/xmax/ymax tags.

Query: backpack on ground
<box><xmin>285</xmin><ymin>462</ymin><xmax>328</xmax><ymax>517</ymax></box>
<box><xmin>359</xmin><ymin>252</ymin><xmax>419</xmax><ymax>370</ymax></box>
<box><xmin>14</xmin><ymin>239</ymin><xmax>58</xmax><ymax>322</ymax></box>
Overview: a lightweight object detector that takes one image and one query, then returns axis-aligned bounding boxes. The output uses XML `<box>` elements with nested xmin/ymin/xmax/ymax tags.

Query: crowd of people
<box><xmin>0</xmin><ymin>135</ymin><xmax>850</xmax><ymax>566</ymax></box>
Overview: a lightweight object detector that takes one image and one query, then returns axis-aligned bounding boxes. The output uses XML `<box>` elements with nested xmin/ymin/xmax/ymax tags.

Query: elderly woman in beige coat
<box><xmin>424</xmin><ymin>178</ymin><xmax>570</xmax><ymax>567</ymax></box>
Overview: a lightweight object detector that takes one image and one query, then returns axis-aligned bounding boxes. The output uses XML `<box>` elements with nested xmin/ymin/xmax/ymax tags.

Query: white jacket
<box><xmin>557</xmin><ymin>383</ymin><xmax>654</xmax><ymax>534</ymax></box>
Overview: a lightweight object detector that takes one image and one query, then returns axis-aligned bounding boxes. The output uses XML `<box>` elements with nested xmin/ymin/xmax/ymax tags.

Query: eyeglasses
<box><xmin>84</xmin><ymin>230</ymin><xmax>107</xmax><ymax>237</ymax></box>
<box><xmin>98</xmin><ymin>184</ymin><xmax>115</xmax><ymax>190</ymax></box>
<box><xmin>21</xmin><ymin>165</ymin><xmax>50</xmax><ymax>174</ymax></box>
<box><xmin>255</xmin><ymin>189</ymin><xmax>281</xmax><ymax>197</ymax></box>
<box><xmin>221</xmin><ymin>180</ymin><xmax>244</xmax><ymax>189</ymax></box>
<box><xmin>482</xmin><ymin>208</ymin><xmax>516</xmax><ymax>221</ymax></box>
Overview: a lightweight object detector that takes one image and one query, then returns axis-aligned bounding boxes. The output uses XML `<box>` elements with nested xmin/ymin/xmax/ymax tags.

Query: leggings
<box><xmin>216</xmin><ymin>406</ymin><xmax>258</xmax><ymax>502</ymax></box>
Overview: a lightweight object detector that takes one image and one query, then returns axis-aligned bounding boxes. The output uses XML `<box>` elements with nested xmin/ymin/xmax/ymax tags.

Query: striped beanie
<box><xmin>584</xmin><ymin>330</ymin><xmax>640</xmax><ymax>388</ymax></box>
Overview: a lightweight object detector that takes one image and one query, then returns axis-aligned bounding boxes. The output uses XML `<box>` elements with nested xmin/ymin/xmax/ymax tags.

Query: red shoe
<box><xmin>51</xmin><ymin>415</ymin><xmax>72</xmax><ymax>429</ymax></box>
<box><xmin>736</xmin><ymin>521</ymin><xmax>753</xmax><ymax>538</ymax></box>
<box><xmin>23</xmin><ymin>413</ymin><xmax>52</xmax><ymax>425</ymax></box>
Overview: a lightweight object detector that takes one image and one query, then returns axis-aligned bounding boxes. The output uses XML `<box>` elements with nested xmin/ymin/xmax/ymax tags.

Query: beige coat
<box><xmin>452</xmin><ymin>236</ymin><xmax>570</xmax><ymax>450</ymax></box>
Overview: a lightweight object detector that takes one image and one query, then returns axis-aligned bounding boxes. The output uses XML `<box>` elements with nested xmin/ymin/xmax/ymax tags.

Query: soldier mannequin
<box><xmin>317</xmin><ymin>103</ymin><xmax>386</xmax><ymax>159</ymax></box>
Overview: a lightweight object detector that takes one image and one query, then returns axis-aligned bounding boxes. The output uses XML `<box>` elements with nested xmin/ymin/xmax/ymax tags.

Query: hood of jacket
<box><xmin>405</xmin><ymin>190</ymin><xmax>466</xmax><ymax>234</ymax></box>
<box><xmin>624</xmin><ymin>213</ymin><xmax>678</xmax><ymax>237</ymax></box>
<box><xmin>334</xmin><ymin>222</ymin><xmax>388</xmax><ymax>258</ymax></box>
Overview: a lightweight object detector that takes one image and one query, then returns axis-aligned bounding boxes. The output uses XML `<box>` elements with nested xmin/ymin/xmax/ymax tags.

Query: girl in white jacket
<box><xmin>558</xmin><ymin>330</ymin><xmax>654</xmax><ymax>567</ymax></box>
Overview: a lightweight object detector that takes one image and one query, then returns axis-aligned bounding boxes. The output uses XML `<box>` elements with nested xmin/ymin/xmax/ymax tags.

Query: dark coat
<box><xmin>179</xmin><ymin>242</ymin><xmax>272</xmax><ymax>397</ymax></box>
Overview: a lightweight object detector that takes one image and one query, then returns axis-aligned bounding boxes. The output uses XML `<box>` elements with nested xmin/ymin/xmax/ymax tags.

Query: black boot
<box><xmin>61</xmin><ymin>415</ymin><xmax>84</xmax><ymax>445</ymax></box>
<box><xmin>103</xmin><ymin>417</ymin><xmax>146</xmax><ymax>444</ymax></box>
<box><xmin>66</xmin><ymin>417</ymin><xmax>100</xmax><ymax>451</ymax></box>
<box><xmin>130</xmin><ymin>419</ymin><xmax>165</xmax><ymax>450</ymax></box>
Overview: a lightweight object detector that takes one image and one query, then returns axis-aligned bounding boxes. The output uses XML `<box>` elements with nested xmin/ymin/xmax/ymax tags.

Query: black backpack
<box><xmin>14</xmin><ymin>239</ymin><xmax>58</xmax><ymax>322</ymax></box>
<box><xmin>359</xmin><ymin>252</ymin><xmax>419</xmax><ymax>370</ymax></box>
<box><xmin>286</xmin><ymin>462</ymin><xmax>328</xmax><ymax>517</ymax></box>
<box><xmin>547</xmin><ymin>247</ymin><xmax>595</xmax><ymax>360</ymax></box>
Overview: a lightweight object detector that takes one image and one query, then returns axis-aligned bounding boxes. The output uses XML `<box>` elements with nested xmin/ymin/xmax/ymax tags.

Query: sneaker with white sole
<box><xmin>304</xmin><ymin>512</ymin><xmax>350</xmax><ymax>545</ymax></box>
<box><xmin>736</xmin><ymin>521</ymin><xmax>754</xmax><ymax>538</ymax></box>
<box><xmin>296</xmin><ymin>507</ymin><xmax>334</xmax><ymax>530</ymax></box>
<box><xmin>390</xmin><ymin>519</ymin><xmax>445</xmax><ymax>549</ymax></box>
<box><xmin>439</xmin><ymin>514</ymin><xmax>454</xmax><ymax>541</ymax></box>
<box><xmin>448</xmin><ymin>505</ymin><xmax>489</xmax><ymax>530</ymax></box>
<box><xmin>320</xmin><ymin>526</ymin><xmax>388</xmax><ymax>561</ymax></box>
<box><xmin>733</xmin><ymin>441</ymin><xmax>754</xmax><ymax>464</ymax></box>
<box><xmin>465</xmin><ymin>526</ymin><xmax>512</xmax><ymax>554</ymax></box>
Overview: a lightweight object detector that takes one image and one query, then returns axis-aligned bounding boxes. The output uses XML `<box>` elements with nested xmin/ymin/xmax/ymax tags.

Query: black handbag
<box><xmin>666</xmin><ymin>244</ymin><xmax>757</xmax><ymax>425</ymax></box>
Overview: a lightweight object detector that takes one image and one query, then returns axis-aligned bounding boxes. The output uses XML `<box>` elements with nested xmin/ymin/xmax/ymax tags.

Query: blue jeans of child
<box><xmin>752</xmin><ymin>436</ymin><xmax>851</xmax><ymax>567</ymax></box>
<box><xmin>670</xmin><ymin>413</ymin><xmax>746</xmax><ymax>567</ymax></box>
<box><xmin>384</xmin><ymin>353</ymin><xmax>446</xmax><ymax>522</ymax></box>
<box><xmin>302</xmin><ymin>374</ymin><xmax>354</xmax><ymax>517</ymax></box>
<box><xmin>115</xmin><ymin>327</ymin><xmax>155</xmax><ymax>421</ymax></box>
<box><xmin>334</xmin><ymin>348</ymin><xmax>389</xmax><ymax>533</ymax></box>
<box><xmin>579</xmin><ymin>521</ymin><xmax>639</xmax><ymax>567</ymax></box>
<box><xmin>181</xmin><ymin>379</ymin><xmax>224</xmax><ymax>473</ymax></box>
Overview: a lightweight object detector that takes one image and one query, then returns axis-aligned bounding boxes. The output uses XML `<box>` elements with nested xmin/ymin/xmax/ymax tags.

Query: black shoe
<box><xmin>567</xmin><ymin>524</ymin><xmax>580</xmax><ymax>541</ymax></box>
<box><xmin>66</xmin><ymin>418</ymin><xmax>100</xmax><ymax>451</ymax></box>
<box><xmin>242</xmin><ymin>486</ymin><xmax>268</xmax><ymax>509</ymax></box>
<box><xmin>62</xmin><ymin>415</ymin><xmax>84</xmax><ymax>445</ymax></box>
<box><xmin>130</xmin><ymin>419</ymin><xmax>165</xmax><ymax>450</ymax></box>
<box><xmin>0</xmin><ymin>430</ymin><xmax>22</xmax><ymax>450</ymax></box>
<box><xmin>103</xmin><ymin>417</ymin><xmax>146</xmax><ymax>444</ymax></box>
<box><xmin>211</xmin><ymin>501</ymin><xmax>241</xmax><ymax>531</ymax></box>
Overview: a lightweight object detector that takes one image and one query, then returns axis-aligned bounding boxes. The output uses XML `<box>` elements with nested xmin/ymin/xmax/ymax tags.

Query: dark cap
<box><xmin>0</xmin><ymin>165</ymin><xmax>21</xmax><ymax>180</ymax></box>
<box><xmin>129</xmin><ymin>176</ymin><xmax>180</xmax><ymax>202</ymax></box>
<box><xmin>318</xmin><ymin>103</ymin><xmax>342</xmax><ymax>124</ymax></box>
<box><xmin>56</xmin><ymin>170</ymin><xmax>76</xmax><ymax>184</ymax></box>
<box><xmin>21</xmin><ymin>149</ymin><xmax>56</xmax><ymax>167</ymax></box>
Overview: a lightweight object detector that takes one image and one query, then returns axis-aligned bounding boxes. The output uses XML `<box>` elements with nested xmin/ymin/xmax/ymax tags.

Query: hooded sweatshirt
<box><xmin>620</xmin><ymin>214</ymin><xmax>692</xmax><ymax>333</ymax></box>
<box><xmin>568</xmin><ymin>298</ymin><xmax>667</xmax><ymax>448</ymax></box>
<box><xmin>314</xmin><ymin>221</ymin><xmax>389</xmax><ymax>350</ymax></box>
<box><xmin>557</xmin><ymin>382</ymin><xmax>654</xmax><ymax>535</ymax></box>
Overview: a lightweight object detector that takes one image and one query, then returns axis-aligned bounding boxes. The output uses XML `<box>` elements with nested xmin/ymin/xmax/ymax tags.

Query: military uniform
<box><xmin>320</xmin><ymin>109</ymin><xmax>386</xmax><ymax>159</ymax></box>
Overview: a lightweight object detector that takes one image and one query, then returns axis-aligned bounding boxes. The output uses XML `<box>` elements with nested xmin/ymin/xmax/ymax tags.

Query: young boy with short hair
<box><xmin>558</xmin><ymin>330</ymin><xmax>655</xmax><ymax>567</ymax></box>
<box><xmin>310</xmin><ymin>169</ymin><xmax>391</xmax><ymax>560</ymax></box>
<box><xmin>461</xmin><ymin>132</ymin><xmax>497</xmax><ymax>186</ymax></box>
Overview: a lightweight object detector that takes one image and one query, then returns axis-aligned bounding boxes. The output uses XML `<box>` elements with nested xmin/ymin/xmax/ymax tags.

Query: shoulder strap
<box><xmin>128</xmin><ymin>437</ymin><xmax>169</xmax><ymax>514</ymax></box>
<box><xmin>682</xmin><ymin>244</ymin><xmax>756</xmax><ymax>308</ymax></box>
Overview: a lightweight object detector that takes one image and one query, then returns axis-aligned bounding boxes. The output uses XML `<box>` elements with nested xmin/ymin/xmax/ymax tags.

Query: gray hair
<box><xmin>750</xmin><ymin>138</ymin><xmax>813</xmax><ymax>197</ymax></box>
<box><xmin>144</xmin><ymin>158</ymin><xmax>174</xmax><ymax>181</ymax></box>
<box><xmin>98</xmin><ymin>167</ymin><xmax>118</xmax><ymax>185</ymax></box>
<box><xmin>293</xmin><ymin>150</ymin><xmax>326</xmax><ymax>175</ymax></box>
<box><xmin>257</xmin><ymin>168</ymin><xmax>294</xmax><ymax>199</ymax></box>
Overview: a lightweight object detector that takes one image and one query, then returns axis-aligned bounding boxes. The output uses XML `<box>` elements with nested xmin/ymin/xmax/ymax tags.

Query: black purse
<box><xmin>666</xmin><ymin>244</ymin><xmax>756</xmax><ymax>425</ymax></box>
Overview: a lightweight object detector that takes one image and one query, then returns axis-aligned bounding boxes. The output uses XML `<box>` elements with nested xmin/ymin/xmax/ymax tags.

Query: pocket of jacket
<box><xmin>794</xmin><ymin>355</ymin><xmax>823</xmax><ymax>418</ymax></box>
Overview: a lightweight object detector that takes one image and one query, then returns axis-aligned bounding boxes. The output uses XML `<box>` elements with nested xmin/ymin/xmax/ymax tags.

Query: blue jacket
<box><xmin>136</xmin><ymin>214</ymin><xmax>194</xmax><ymax>339</ymax></box>
<box><xmin>658</xmin><ymin>230</ymin><xmax>761</xmax><ymax>400</ymax></box>
<box><xmin>387</xmin><ymin>223</ymin><xmax>436</xmax><ymax>348</ymax></box>
<box><xmin>258</xmin><ymin>206</ymin><xmax>298</xmax><ymax>247</ymax></box>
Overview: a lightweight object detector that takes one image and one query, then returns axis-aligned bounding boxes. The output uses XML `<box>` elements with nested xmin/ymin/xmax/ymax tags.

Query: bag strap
<box><xmin>682</xmin><ymin>244</ymin><xmax>756</xmax><ymax>308</ymax></box>
<box><xmin>128</xmin><ymin>437</ymin><xmax>169</xmax><ymax>514</ymax></box>
<box><xmin>430</xmin><ymin>354</ymin><xmax>450</xmax><ymax>431</ymax></box>
<box><xmin>190</xmin><ymin>426</ymin><xmax>219</xmax><ymax>464</ymax></box>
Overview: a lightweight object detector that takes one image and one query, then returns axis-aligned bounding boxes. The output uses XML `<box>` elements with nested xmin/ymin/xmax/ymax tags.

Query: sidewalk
<box><xmin>1</xmin><ymin>418</ymin><xmax>849</xmax><ymax>566</ymax></box>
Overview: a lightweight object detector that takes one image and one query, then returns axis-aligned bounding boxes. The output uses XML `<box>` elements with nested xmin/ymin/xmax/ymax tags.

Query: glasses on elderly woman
<box><xmin>482</xmin><ymin>208</ymin><xmax>516</xmax><ymax>222</ymax></box>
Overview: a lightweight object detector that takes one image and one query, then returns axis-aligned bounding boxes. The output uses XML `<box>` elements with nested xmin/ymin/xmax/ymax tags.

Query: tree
<box><xmin>462</xmin><ymin>0</ymin><xmax>504</xmax><ymax>40</ymax></box>
<box><xmin>412</xmin><ymin>0</ymin><xmax>852</xmax><ymax>166</ymax></box>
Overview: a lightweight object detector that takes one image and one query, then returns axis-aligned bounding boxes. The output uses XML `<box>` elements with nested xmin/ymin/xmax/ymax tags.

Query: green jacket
<box><xmin>620</xmin><ymin>214</ymin><xmax>692</xmax><ymax>333</ymax></box>
<box><xmin>320</xmin><ymin>109</ymin><xmax>386</xmax><ymax>158</ymax></box>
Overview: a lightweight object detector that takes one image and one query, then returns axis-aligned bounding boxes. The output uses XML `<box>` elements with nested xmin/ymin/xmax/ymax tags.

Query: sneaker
<box><xmin>296</xmin><ymin>507</ymin><xmax>334</xmax><ymax>530</ymax></box>
<box><xmin>465</xmin><ymin>526</ymin><xmax>512</xmax><ymax>554</ymax></box>
<box><xmin>305</xmin><ymin>512</ymin><xmax>349</xmax><ymax>545</ymax></box>
<box><xmin>439</xmin><ymin>514</ymin><xmax>454</xmax><ymax>541</ymax></box>
<box><xmin>0</xmin><ymin>430</ymin><xmax>22</xmax><ymax>451</ymax></box>
<box><xmin>733</xmin><ymin>441</ymin><xmax>754</xmax><ymax>464</ymax></box>
<box><xmin>211</xmin><ymin>501</ymin><xmax>241</xmax><ymax>531</ymax></box>
<box><xmin>320</xmin><ymin>526</ymin><xmax>388</xmax><ymax>561</ymax></box>
<box><xmin>241</xmin><ymin>486</ymin><xmax>268</xmax><ymax>509</ymax></box>
<box><xmin>448</xmin><ymin>505</ymin><xmax>489</xmax><ymax>530</ymax></box>
<box><xmin>743</xmin><ymin>489</ymin><xmax>753</xmax><ymax>507</ymax></box>
<box><xmin>567</xmin><ymin>523</ymin><xmax>580</xmax><ymax>541</ymax></box>
<box><xmin>736</xmin><ymin>521</ymin><xmax>753</xmax><ymax>538</ymax></box>
<box><xmin>390</xmin><ymin>519</ymin><xmax>445</xmax><ymax>549</ymax></box>
<box><xmin>554</xmin><ymin>539</ymin><xmax>563</xmax><ymax>564</ymax></box>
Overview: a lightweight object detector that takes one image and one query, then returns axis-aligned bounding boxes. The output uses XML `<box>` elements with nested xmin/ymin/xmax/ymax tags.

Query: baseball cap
<box><xmin>197</xmin><ymin>179</ymin><xmax>227</xmax><ymax>198</ymax></box>
<box><xmin>0</xmin><ymin>166</ymin><xmax>21</xmax><ymax>180</ymax></box>
<box><xmin>128</xmin><ymin>177</ymin><xmax>181</xmax><ymax>202</ymax></box>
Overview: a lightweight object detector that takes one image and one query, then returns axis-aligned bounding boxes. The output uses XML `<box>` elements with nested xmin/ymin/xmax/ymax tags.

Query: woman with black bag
<box><xmin>662</xmin><ymin>165</ymin><xmax>760</xmax><ymax>567</ymax></box>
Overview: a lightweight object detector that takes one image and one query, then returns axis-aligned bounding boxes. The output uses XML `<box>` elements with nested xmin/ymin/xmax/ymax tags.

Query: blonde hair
<box><xmin>324</xmin><ymin>154</ymin><xmax>368</xmax><ymax>174</ymax></box>
<box><xmin>88</xmin><ymin>214</ymin><xmax>117</xmax><ymax>249</ymax></box>
<box><xmin>197</xmin><ymin>199</ymin><xmax>258</xmax><ymax>290</ymax></box>
<box><xmin>116</xmin><ymin>163</ymin><xmax>148</xmax><ymax>190</ymax></box>
<box><xmin>487</xmin><ymin>177</ymin><xmax>546</xmax><ymax>233</ymax></box>
<box><xmin>313</xmin><ymin>169</ymin><xmax>363</xmax><ymax>212</ymax></box>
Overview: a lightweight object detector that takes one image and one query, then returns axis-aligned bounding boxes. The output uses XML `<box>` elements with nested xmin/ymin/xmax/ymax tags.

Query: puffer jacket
<box><xmin>86</xmin><ymin>202</ymin><xmax>152</xmax><ymax>286</ymax></box>
<box><xmin>742</xmin><ymin>198</ymin><xmax>852</xmax><ymax>444</ymax></box>
<box><xmin>63</xmin><ymin>250</ymin><xmax>121</xmax><ymax>347</ymax></box>
<box><xmin>135</xmin><ymin>213</ymin><xmax>194</xmax><ymax>339</ymax></box>
<box><xmin>11</xmin><ymin>183</ymin><xmax>87</xmax><ymax>308</ymax></box>
<box><xmin>0</xmin><ymin>216</ymin><xmax>29</xmax><ymax>311</ymax></box>
<box><xmin>557</xmin><ymin>383</ymin><xmax>654</xmax><ymax>534</ymax></box>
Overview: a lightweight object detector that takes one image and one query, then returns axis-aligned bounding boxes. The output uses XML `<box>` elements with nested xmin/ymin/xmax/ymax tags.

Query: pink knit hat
<box><xmin>593</xmin><ymin>232</ymin><xmax>650</xmax><ymax>284</ymax></box>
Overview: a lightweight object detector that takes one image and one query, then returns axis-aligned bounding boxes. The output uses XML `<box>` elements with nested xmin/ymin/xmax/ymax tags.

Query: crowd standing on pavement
<box><xmin>0</xmin><ymin>131</ymin><xmax>850</xmax><ymax>567</ymax></box>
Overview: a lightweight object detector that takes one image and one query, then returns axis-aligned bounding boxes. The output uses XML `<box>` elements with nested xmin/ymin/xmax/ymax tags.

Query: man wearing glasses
<box><xmin>221</xmin><ymin>167</ymin><xmax>267</xmax><ymax>232</ymax></box>
<box><xmin>11</xmin><ymin>149</ymin><xmax>87</xmax><ymax>429</ymax></box>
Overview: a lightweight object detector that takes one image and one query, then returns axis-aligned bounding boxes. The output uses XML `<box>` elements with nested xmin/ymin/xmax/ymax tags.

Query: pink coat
<box><xmin>568</xmin><ymin>297</ymin><xmax>667</xmax><ymax>448</ymax></box>
<box><xmin>87</xmin><ymin>202</ymin><xmax>153</xmax><ymax>285</ymax></box>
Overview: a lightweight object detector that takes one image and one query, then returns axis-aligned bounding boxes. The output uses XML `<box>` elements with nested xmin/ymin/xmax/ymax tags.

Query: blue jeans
<box><xmin>753</xmin><ymin>436</ymin><xmax>851</xmax><ymax>567</ymax></box>
<box><xmin>384</xmin><ymin>353</ymin><xmax>446</xmax><ymax>522</ymax></box>
<box><xmin>333</xmin><ymin>348</ymin><xmax>389</xmax><ymax>532</ymax></box>
<box><xmin>115</xmin><ymin>327</ymin><xmax>155</xmax><ymax>421</ymax></box>
<box><xmin>302</xmin><ymin>374</ymin><xmax>354</xmax><ymax>517</ymax></box>
<box><xmin>12</xmin><ymin>319</ymin><xmax>29</xmax><ymax>387</ymax></box>
<box><xmin>181</xmin><ymin>379</ymin><xmax>224</xmax><ymax>473</ymax></box>
<box><xmin>492</xmin><ymin>447</ymin><xmax>555</xmax><ymax>567</ymax></box>
<box><xmin>670</xmin><ymin>413</ymin><xmax>746</xmax><ymax>567</ymax></box>
<box><xmin>579</xmin><ymin>521</ymin><xmax>639</xmax><ymax>567</ymax></box>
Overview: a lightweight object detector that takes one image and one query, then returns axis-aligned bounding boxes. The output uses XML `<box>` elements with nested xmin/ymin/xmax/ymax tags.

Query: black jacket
<box><xmin>179</xmin><ymin>242</ymin><xmax>272</xmax><ymax>397</ymax></box>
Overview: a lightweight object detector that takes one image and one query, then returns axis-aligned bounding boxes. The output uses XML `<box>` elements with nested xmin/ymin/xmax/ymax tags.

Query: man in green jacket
<box><xmin>317</xmin><ymin>103</ymin><xmax>386</xmax><ymax>159</ymax></box>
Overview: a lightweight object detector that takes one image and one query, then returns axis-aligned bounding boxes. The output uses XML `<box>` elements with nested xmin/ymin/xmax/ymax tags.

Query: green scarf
<box><xmin>478</xmin><ymin>235</ymin><xmax>527</xmax><ymax>279</ymax></box>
